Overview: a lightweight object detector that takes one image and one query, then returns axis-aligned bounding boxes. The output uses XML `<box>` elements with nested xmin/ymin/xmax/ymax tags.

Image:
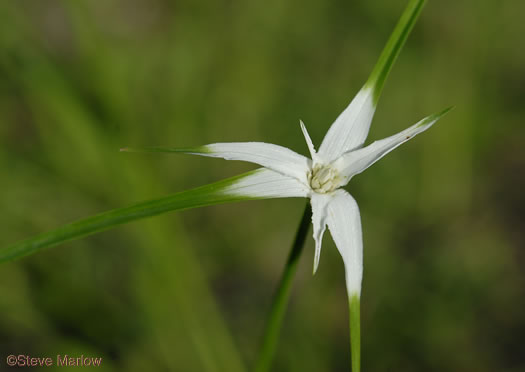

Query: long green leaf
<box><xmin>365</xmin><ymin>0</ymin><xmax>427</xmax><ymax>104</ymax></box>
<box><xmin>0</xmin><ymin>171</ymin><xmax>260</xmax><ymax>263</ymax></box>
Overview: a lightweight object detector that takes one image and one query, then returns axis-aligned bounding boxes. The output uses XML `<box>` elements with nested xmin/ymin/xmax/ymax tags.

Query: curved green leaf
<box><xmin>0</xmin><ymin>170</ymin><xmax>261</xmax><ymax>263</ymax></box>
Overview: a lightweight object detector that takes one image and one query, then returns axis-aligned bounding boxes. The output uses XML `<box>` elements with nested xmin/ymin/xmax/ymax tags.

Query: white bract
<box><xmin>178</xmin><ymin>89</ymin><xmax>449</xmax><ymax>298</ymax></box>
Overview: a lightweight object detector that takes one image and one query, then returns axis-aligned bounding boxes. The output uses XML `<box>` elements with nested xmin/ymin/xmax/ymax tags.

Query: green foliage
<box><xmin>0</xmin><ymin>171</ymin><xmax>259</xmax><ymax>263</ymax></box>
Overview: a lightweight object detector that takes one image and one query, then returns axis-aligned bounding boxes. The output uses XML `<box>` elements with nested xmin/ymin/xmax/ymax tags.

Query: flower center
<box><xmin>308</xmin><ymin>164</ymin><xmax>341</xmax><ymax>194</ymax></box>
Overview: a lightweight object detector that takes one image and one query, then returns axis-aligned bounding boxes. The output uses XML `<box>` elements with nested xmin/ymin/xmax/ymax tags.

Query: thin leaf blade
<box><xmin>0</xmin><ymin>171</ymin><xmax>261</xmax><ymax>263</ymax></box>
<box><xmin>365</xmin><ymin>0</ymin><xmax>427</xmax><ymax>104</ymax></box>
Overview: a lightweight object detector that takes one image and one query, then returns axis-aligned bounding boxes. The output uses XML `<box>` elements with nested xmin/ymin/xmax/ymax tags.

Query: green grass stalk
<box><xmin>254</xmin><ymin>203</ymin><xmax>312</xmax><ymax>372</ymax></box>
<box><xmin>349</xmin><ymin>294</ymin><xmax>361</xmax><ymax>372</ymax></box>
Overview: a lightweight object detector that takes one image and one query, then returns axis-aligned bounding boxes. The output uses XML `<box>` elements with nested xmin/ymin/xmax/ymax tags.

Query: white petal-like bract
<box><xmin>300</xmin><ymin>120</ymin><xmax>319</xmax><ymax>164</ymax></box>
<box><xmin>200</xmin><ymin>142</ymin><xmax>312</xmax><ymax>185</ymax></box>
<box><xmin>326</xmin><ymin>190</ymin><xmax>363</xmax><ymax>296</ymax></box>
<box><xmin>318</xmin><ymin>87</ymin><xmax>376</xmax><ymax>163</ymax></box>
<box><xmin>333</xmin><ymin>108</ymin><xmax>451</xmax><ymax>186</ymax></box>
<box><xmin>224</xmin><ymin>168</ymin><xmax>309</xmax><ymax>199</ymax></box>
<box><xmin>310</xmin><ymin>193</ymin><xmax>332</xmax><ymax>274</ymax></box>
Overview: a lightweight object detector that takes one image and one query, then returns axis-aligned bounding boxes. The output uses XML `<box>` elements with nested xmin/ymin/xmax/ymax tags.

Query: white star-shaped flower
<box><xmin>125</xmin><ymin>0</ymin><xmax>450</xmax><ymax>300</ymax></box>
<box><xmin>172</xmin><ymin>93</ymin><xmax>449</xmax><ymax>298</ymax></box>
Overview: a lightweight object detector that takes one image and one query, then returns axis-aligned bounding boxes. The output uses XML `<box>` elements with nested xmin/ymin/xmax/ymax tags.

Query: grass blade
<box><xmin>0</xmin><ymin>171</ymin><xmax>261</xmax><ymax>263</ymax></box>
<box><xmin>365</xmin><ymin>0</ymin><xmax>427</xmax><ymax>104</ymax></box>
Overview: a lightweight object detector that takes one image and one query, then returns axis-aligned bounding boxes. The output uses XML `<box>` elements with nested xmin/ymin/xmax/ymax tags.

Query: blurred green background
<box><xmin>1</xmin><ymin>0</ymin><xmax>524</xmax><ymax>371</ymax></box>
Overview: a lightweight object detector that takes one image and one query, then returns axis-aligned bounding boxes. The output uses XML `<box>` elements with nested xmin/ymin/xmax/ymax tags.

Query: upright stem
<box><xmin>348</xmin><ymin>294</ymin><xmax>361</xmax><ymax>372</ymax></box>
<box><xmin>254</xmin><ymin>203</ymin><xmax>312</xmax><ymax>372</ymax></box>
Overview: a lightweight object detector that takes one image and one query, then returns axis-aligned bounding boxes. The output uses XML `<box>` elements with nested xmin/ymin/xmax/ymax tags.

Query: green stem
<box><xmin>254</xmin><ymin>203</ymin><xmax>312</xmax><ymax>372</ymax></box>
<box><xmin>349</xmin><ymin>294</ymin><xmax>361</xmax><ymax>372</ymax></box>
